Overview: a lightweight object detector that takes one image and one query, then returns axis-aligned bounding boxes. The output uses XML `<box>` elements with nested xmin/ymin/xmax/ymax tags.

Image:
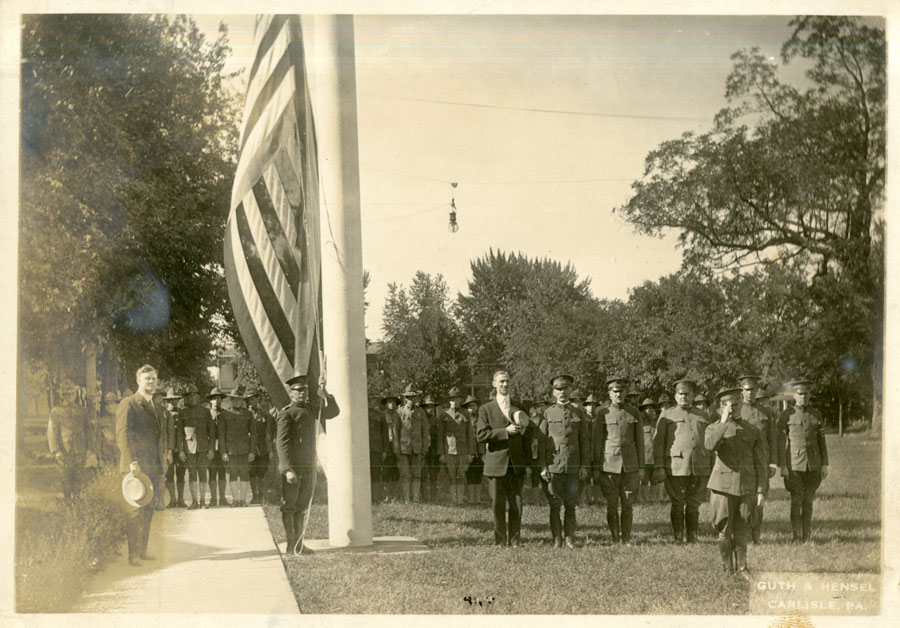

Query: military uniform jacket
<box><xmin>179</xmin><ymin>405</ymin><xmax>215</xmax><ymax>454</ymax></box>
<box><xmin>368</xmin><ymin>408</ymin><xmax>390</xmax><ymax>454</ymax></box>
<box><xmin>641</xmin><ymin>416</ymin><xmax>656</xmax><ymax>467</ymax></box>
<box><xmin>776</xmin><ymin>406</ymin><xmax>828</xmax><ymax>472</ymax></box>
<box><xmin>653</xmin><ymin>405</ymin><xmax>712</xmax><ymax>476</ymax></box>
<box><xmin>739</xmin><ymin>401</ymin><xmax>776</xmax><ymax>466</ymax></box>
<box><xmin>48</xmin><ymin>403</ymin><xmax>90</xmax><ymax>462</ymax></box>
<box><xmin>476</xmin><ymin>398</ymin><xmax>530</xmax><ymax>476</ymax></box>
<box><xmin>592</xmin><ymin>403</ymin><xmax>645</xmax><ymax>473</ymax></box>
<box><xmin>437</xmin><ymin>408</ymin><xmax>476</xmax><ymax>456</ymax></box>
<box><xmin>705</xmin><ymin>418</ymin><xmax>766</xmax><ymax>496</ymax></box>
<box><xmin>275</xmin><ymin>403</ymin><xmax>316</xmax><ymax>473</ymax></box>
<box><xmin>219</xmin><ymin>408</ymin><xmax>258</xmax><ymax>456</ymax></box>
<box><xmin>251</xmin><ymin>407</ymin><xmax>275</xmax><ymax>456</ymax></box>
<box><xmin>392</xmin><ymin>405</ymin><xmax>429</xmax><ymax>456</ymax></box>
<box><xmin>116</xmin><ymin>393</ymin><xmax>163</xmax><ymax>476</ymax></box>
<box><xmin>539</xmin><ymin>403</ymin><xmax>590</xmax><ymax>475</ymax></box>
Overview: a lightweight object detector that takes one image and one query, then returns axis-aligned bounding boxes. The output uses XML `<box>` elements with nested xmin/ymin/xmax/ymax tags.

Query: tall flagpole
<box><xmin>311</xmin><ymin>15</ymin><xmax>373</xmax><ymax>547</ymax></box>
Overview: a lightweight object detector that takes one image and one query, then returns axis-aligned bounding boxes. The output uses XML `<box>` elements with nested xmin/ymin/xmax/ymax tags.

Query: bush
<box><xmin>16</xmin><ymin>466</ymin><xmax>126</xmax><ymax>612</ymax></box>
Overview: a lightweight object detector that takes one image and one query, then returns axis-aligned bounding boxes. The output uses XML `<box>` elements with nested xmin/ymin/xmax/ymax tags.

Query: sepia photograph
<box><xmin>3</xmin><ymin>0</ymin><xmax>896</xmax><ymax>623</ymax></box>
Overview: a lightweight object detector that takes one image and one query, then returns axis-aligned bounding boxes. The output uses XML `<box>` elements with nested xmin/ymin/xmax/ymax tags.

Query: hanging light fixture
<box><xmin>448</xmin><ymin>182</ymin><xmax>459</xmax><ymax>233</ymax></box>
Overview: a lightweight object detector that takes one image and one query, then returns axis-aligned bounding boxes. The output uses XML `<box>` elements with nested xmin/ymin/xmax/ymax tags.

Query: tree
<box><xmin>20</xmin><ymin>14</ymin><xmax>241</xmax><ymax>383</ymax></box>
<box><xmin>617</xmin><ymin>17</ymin><xmax>884</xmax><ymax>432</ymax></box>
<box><xmin>380</xmin><ymin>272</ymin><xmax>468</xmax><ymax>396</ymax></box>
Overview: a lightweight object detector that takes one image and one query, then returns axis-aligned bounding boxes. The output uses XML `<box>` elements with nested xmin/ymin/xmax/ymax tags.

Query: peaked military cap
<box><xmin>673</xmin><ymin>379</ymin><xmax>697</xmax><ymax>392</ymax></box>
<box><xmin>549</xmin><ymin>374</ymin><xmax>574</xmax><ymax>388</ymax></box>
<box><xmin>285</xmin><ymin>373</ymin><xmax>306</xmax><ymax>387</ymax></box>
<box><xmin>791</xmin><ymin>379</ymin><xmax>814</xmax><ymax>392</ymax></box>
<box><xmin>738</xmin><ymin>375</ymin><xmax>762</xmax><ymax>389</ymax></box>
<box><xmin>606</xmin><ymin>376</ymin><xmax>629</xmax><ymax>390</ymax></box>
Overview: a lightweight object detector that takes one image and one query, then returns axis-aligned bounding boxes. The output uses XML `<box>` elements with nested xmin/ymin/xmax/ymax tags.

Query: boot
<box><xmin>621</xmin><ymin>509</ymin><xmax>633</xmax><ymax>544</ymax></box>
<box><xmin>671</xmin><ymin>505</ymin><xmax>685</xmax><ymax>543</ymax></box>
<box><xmin>411</xmin><ymin>479</ymin><xmax>421</xmax><ymax>503</ymax></box>
<box><xmin>801</xmin><ymin>501</ymin><xmax>813</xmax><ymax>543</ymax></box>
<box><xmin>734</xmin><ymin>545</ymin><xmax>751</xmax><ymax>581</ymax></box>
<box><xmin>177</xmin><ymin>476</ymin><xmax>187</xmax><ymax>507</ymax></box>
<box><xmin>751</xmin><ymin>504</ymin><xmax>763</xmax><ymax>544</ymax></box>
<box><xmin>250</xmin><ymin>478</ymin><xmax>259</xmax><ymax>504</ymax></box>
<box><xmin>718</xmin><ymin>536</ymin><xmax>734</xmax><ymax>574</ymax></box>
<box><xmin>166</xmin><ymin>479</ymin><xmax>177</xmax><ymax>508</ymax></box>
<box><xmin>686</xmin><ymin>510</ymin><xmax>699</xmax><ymax>543</ymax></box>
<box><xmin>400</xmin><ymin>479</ymin><xmax>410</xmax><ymax>503</ymax></box>
<box><xmin>293</xmin><ymin>512</ymin><xmax>305</xmax><ymax>554</ymax></box>
<box><xmin>282</xmin><ymin>512</ymin><xmax>297</xmax><ymax>555</ymax></box>
<box><xmin>607</xmin><ymin>510</ymin><xmax>620</xmax><ymax>544</ymax></box>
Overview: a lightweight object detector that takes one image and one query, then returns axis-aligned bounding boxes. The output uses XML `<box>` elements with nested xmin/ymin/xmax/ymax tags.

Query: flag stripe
<box><xmin>247</xmin><ymin>14</ymin><xmax>288</xmax><ymax>94</ymax></box>
<box><xmin>240</xmin><ymin>188</ymin><xmax>298</xmax><ymax>324</ymax></box>
<box><xmin>251</xmin><ymin>178</ymin><xmax>302</xmax><ymax>293</ymax></box>
<box><xmin>233</xmin><ymin>203</ymin><xmax>295</xmax><ymax>364</ymax></box>
<box><xmin>223</xmin><ymin>219</ymin><xmax>291</xmax><ymax>409</ymax></box>
<box><xmin>234</xmin><ymin>70</ymin><xmax>296</xmax><ymax>201</ymax></box>
<box><xmin>262</xmin><ymin>162</ymin><xmax>299</xmax><ymax>253</ymax></box>
<box><xmin>240</xmin><ymin>31</ymin><xmax>294</xmax><ymax>152</ymax></box>
<box><xmin>240</xmin><ymin>18</ymin><xmax>291</xmax><ymax>148</ymax></box>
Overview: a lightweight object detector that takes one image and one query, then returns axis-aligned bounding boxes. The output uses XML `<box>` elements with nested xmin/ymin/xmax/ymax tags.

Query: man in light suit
<box><xmin>116</xmin><ymin>364</ymin><xmax>164</xmax><ymax>566</ymax></box>
<box><xmin>476</xmin><ymin>370</ymin><xmax>530</xmax><ymax>547</ymax></box>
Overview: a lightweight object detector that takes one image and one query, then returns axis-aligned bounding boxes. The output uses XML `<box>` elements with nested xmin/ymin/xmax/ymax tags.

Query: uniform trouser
<box><xmin>57</xmin><ymin>462</ymin><xmax>85</xmax><ymax>501</ymax></box>
<box><xmin>184</xmin><ymin>452</ymin><xmax>209</xmax><ymax>503</ymax></box>
<box><xmin>488</xmin><ymin>471</ymin><xmax>525</xmax><ymax>545</ymax></box>
<box><xmin>122</xmin><ymin>471</ymin><xmax>161</xmax><ymax>559</ymax></box>
<box><xmin>542</xmin><ymin>472</ymin><xmax>579</xmax><ymax>540</ymax></box>
<box><xmin>784</xmin><ymin>470</ymin><xmax>822</xmax><ymax>540</ymax></box>
<box><xmin>423</xmin><ymin>449</ymin><xmax>441</xmax><ymax>500</ymax></box>
<box><xmin>369</xmin><ymin>450</ymin><xmax>384</xmax><ymax>501</ymax></box>
<box><xmin>209</xmin><ymin>451</ymin><xmax>227</xmax><ymax>502</ymax></box>
<box><xmin>664</xmin><ymin>473</ymin><xmax>709</xmax><ymax>540</ymax></box>
<box><xmin>165</xmin><ymin>460</ymin><xmax>187</xmax><ymax>504</ymax></box>
<box><xmin>710</xmin><ymin>490</ymin><xmax>753</xmax><ymax>570</ymax></box>
<box><xmin>281</xmin><ymin>466</ymin><xmax>312</xmax><ymax>552</ymax></box>
<box><xmin>396</xmin><ymin>452</ymin><xmax>423</xmax><ymax>501</ymax></box>
<box><xmin>250</xmin><ymin>453</ymin><xmax>269</xmax><ymax>479</ymax></box>
<box><xmin>597</xmin><ymin>470</ymin><xmax>640</xmax><ymax>540</ymax></box>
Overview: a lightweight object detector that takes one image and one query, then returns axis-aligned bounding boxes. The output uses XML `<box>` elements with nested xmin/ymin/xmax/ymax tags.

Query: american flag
<box><xmin>224</xmin><ymin>15</ymin><xmax>322</xmax><ymax>409</ymax></box>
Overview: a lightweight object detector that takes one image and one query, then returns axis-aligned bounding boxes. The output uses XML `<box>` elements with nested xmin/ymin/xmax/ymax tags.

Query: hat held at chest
<box><xmin>122</xmin><ymin>469</ymin><xmax>154</xmax><ymax>508</ymax></box>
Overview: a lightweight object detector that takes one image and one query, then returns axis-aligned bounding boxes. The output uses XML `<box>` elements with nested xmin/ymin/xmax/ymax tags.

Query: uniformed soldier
<box><xmin>207</xmin><ymin>387</ymin><xmax>228</xmax><ymax>507</ymax></box>
<box><xmin>178</xmin><ymin>384</ymin><xmax>215</xmax><ymax>509</ymax></box>
<box><xmin>581</xmin><ymin>393</ymin><xmax>600</xmax><ymax>507</ymax></box>
<box><xmin>625</xmin><ymin>390</ymin><xmax>642</xmax><ymax>409</ymax></box>
<box><xmin>393</xmin><ymin>384</ymin><xmax>430</xmax><ymax>503</ymax></box>
<box><xmin>47</xmin><ymin>380</ymin><xmax>93</xmax><ymax>502</ymax></box>
<box><xmin>737</xmin><ymin>375</ymin><xmax>777</xmax><ymax>543</ymax></box>
<box><xmin>247</xmin><ymin>387</ymin><xmax>275</xmax><ymax>505</ymax></box>
<box><xmin>462</xmin><ymin>395</ymin><xmax>485</xmax><ymax>504</ymax></box>
<box><xmin>420</xmin><ymin>394</ymin><xmax>442</xmax><ymax>503</ymax></box>
<box><xmin>437</xmin><ymin>387</ymin><xmax>476</xmax><ymax>505</ymax></box>
<box><xmin>539</xmin><ymin>374</ymin><xmax>590</xmax><ymax>549</ymax></box>
<box><xmin>693</xmin><ymin>391</ymin><xmax>710</xmax><ymax>416</ymax></box>
<box><xmin>276</xmin><ymin>377</ymin><xmax>320</xmax><ymax>554</ymax></box>
<box><xmin>653</xmin><ymin>379</ymin><xmax>712</xmax><ymax>543</ymax></box>
<box><xmin>658</xmin><ymin>392</ymin><xmax>674</xmax><ymax>413</ymax></box>
<box><xmin>380</xmin><ymin>392</ymin><xmax>401</xmax><ymax>502</ymax></box>
<box><xmin>776</xmin><ymin>379</ymin><xmax>829</xmax><ymax>544</ymax></box>
<box><xmin>153</xmin><ymin>389</ymin><xmax>176</xmax><ymax>510</ymax></box>
<box><xmin>636</xmin><ymin>397</ymin><xmax>663</xmax><ymax>503</ymax></box>
<box><xmin>219</xmin><ymin>385</ymin><xmax>258</xmax><ymax>507</ymax></box>
<box><xmin>96</xmin><ymin>391</ymin><xmax>121</xmax><ymax>468</ymax></box>
<box><xmin>706</xmin><ymin>386</ymin><xmax>767</xmax><ymax>580</ymax></box>
<box><xmin>523</xmin><ymin>400</ymin><xmax>544</xmax><ymax>505</ymax></box>
<box><xmin>163</xmin><ymin>388</ymin><xmax>187</xmax><ymax>508</ymax></box>
<box><xmin>368</xmin><ymin>394</ymin><xmax>390</xmax><ymax>503</ymax></box>
<box><xmin>592</xmin><ymin>377</ymin><xmax>644</xmax><ymax>544</ymax></box>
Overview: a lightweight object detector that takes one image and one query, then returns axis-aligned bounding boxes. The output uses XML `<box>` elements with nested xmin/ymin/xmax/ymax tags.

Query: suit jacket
<box><xmin>476</xmin><ymin>399</ymin><xmax>529</xmax><ymax>477</ymax></box>
<box><xmin>776</xmin><ymin>405</ymin><xmax>828</xmax><ymax>472</ymax></box>
<box><xmin>116</xmin><ymin>392</ymin><xmax>163</xmax><ymax>477</ymax></box>
<box><xmin>705</xmin><ymin>418</ymin><xmax>766</xmax><ymax>496</ymax></box>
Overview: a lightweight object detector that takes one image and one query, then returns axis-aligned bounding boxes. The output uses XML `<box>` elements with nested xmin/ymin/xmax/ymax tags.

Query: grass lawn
<box><xmin>265</xmin><ymin>433</ymin><xmax>881</xmax><ymax>614</ymax></box>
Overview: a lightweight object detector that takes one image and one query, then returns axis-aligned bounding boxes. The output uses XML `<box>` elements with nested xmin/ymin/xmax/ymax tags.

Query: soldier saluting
<box><xmin>705</xmin><ymin>386</ymin><xmax>767</xmax><ymax>580</ymax></box>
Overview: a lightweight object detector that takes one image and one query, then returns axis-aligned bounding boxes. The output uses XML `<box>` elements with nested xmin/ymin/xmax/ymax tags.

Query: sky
<box><xmin>190</xmin><ymin>14</ymin><xmax>813</xmax><ymax>341</ymax></box>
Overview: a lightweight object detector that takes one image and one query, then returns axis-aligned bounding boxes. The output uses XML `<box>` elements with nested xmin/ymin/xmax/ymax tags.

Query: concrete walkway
<box><xmin>74</xmin><ymin>506</ymin><xmax>299</xmax><ymax>614</ymax></box>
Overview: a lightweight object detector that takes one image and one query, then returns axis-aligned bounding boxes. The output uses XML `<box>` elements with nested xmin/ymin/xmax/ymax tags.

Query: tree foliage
<box><xmin>20</xmin><ymin>14</ymin><xmax>241</xmax><ymax>381</ymax></box>
<box><xmin>380</xmin><ymin>272</ymin><xmax>468</xmax><ymax>397</ymax></box>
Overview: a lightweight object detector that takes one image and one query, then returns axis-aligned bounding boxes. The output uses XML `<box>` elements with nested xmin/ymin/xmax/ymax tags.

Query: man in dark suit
<box><xmin>476</xmin><ymin>370</ymin><xmax>530</xmax><ymax>547</ymax></box>
<box><xmin>116</xmin><ymin>364</ymin><xmax>164</xmax><ymax>566</ymax></box>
